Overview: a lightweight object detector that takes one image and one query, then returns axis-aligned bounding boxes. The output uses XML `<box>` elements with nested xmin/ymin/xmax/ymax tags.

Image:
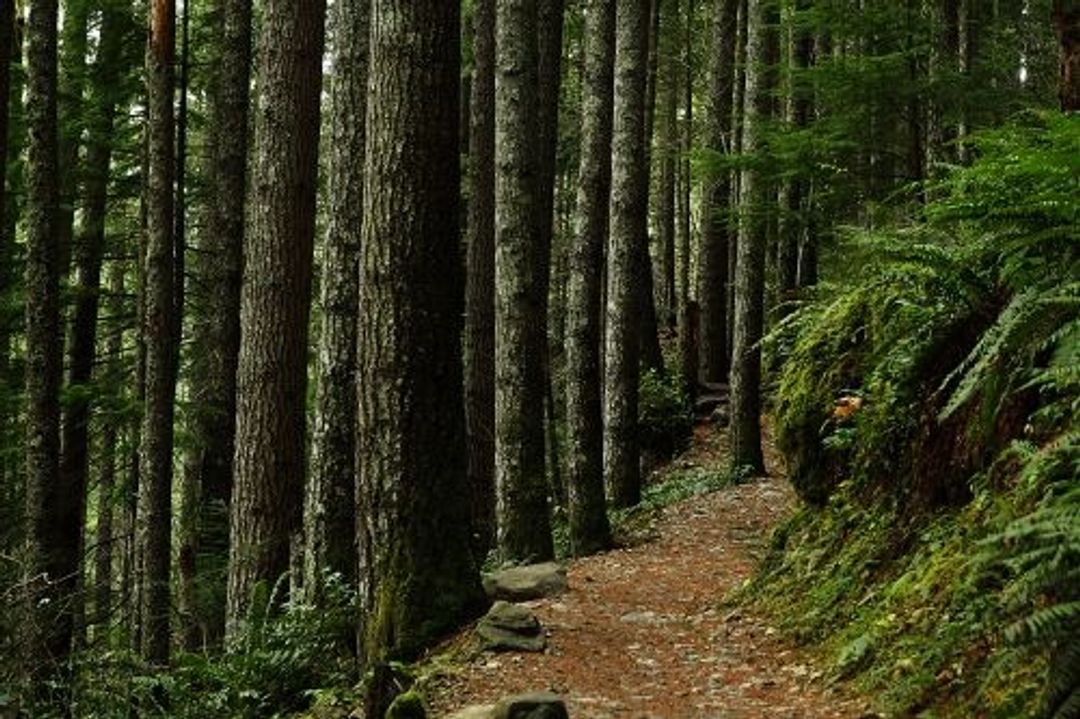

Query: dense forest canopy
<box><xmin>0</xmin><ymin>0</ymin><xmax>1077</xmax><ymax>716</ymax></box>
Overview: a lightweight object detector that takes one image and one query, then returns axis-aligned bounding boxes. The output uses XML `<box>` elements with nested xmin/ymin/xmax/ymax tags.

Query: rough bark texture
<box><xmin>605</xmin><ymin>0</ymin><xmax>649</xmax><ymax>509</ymax></box>
<box><xmin>729</xmin><ymin>0</ymin><xmax>770</xmax><ymax>475</ymax></box>
<box><xmin>698</xmin><ymin>0</ymin><xmax>738</xmax><ymax>385</ymax></box>
<box><xmin>182</xmin><ymin>0</ymin><xmax>252</xmax><ymax>647</ymax></box>
<box><xmin>660</xmin><ymin>33</ymin><xmax>678</xmax><ymax>333</ymax></box>
<box><xmin>227</xmin><ymin>0</ymin><xmax>325</xmax><ymax>642</ymax></box>
<box><xmin>56</xmin><ymin>0</ymin><xmax>87</xmax><ymax>280</ymax></box>
<box><xmin>24</xmin><ymin>0</ymin><xmax>67</xmax><ymax>676</ymax></box>
<box><xmin>138</xmin><ymin>0</ymin><xmax>177</xmax><ymax>666</ymax></box>
<box><xmin>95</xmin><ymin>261</ymin><xmax>125</xmax><ymax>631</ymax></box>
<box><xmin>465</xmin><ymin>0</ymin><xmax>497</xmax><ymax>556</ymax></box>
<box><xmin>637</xmin><ymin>0</ymin><xmax>665</xmax><ymax>376</ymax></box>
<box><xmin>305</xmin><ymin>0</ymin><xmax>368</xmax><ymax>599</ymax></box>
<box><xmin>494</xmin><ymin>0</ymin><xmax>555</xmax><ymax>562</ymax></box>
<box><xmin>1055</xmin><ymin>0</ymin><xmax>1080</xmax><ymax>111</ymax></box>
<box><xmin>776</xmin><ymin>0</ymin><xmax>811</xmax><ymax>306</ymax></box>
<box><xmin>678</xmin><ymin>0</ymin><xmax>696</xmax><ymax>397</ymax></box>
<box><xmin>357</xmin><ymin>0</ymin><xmax>487</xmax><ymax>664</ymax></box>
<box><xmin>565</xmin><ymin>0</ymin><xmax>615</xmax><ymax>556</ymax></box>
<box><xmin>58</xmin><ymin>0</ymin><xmax>124</xmax><ymax>649</ymax></box>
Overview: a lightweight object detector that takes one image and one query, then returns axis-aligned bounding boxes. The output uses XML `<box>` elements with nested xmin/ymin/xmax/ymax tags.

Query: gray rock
<box><xmin>482</xmin><ymin>562</ymin><xmax>568</xmax><ymax>601</ymax></box>
<box><xmin>476</xmin><ymin>601</ymin><xmax>546</xmax><ymax>652</ymax></box>
<box><xmin>492</xmin><ymin>693</ymin><xmax>569</xmax><ymax>719</ymax></box>
<box><xmin>445</xmin><ymin>706</ymin><xmax>497</xmax><ymax>719</ymax></box>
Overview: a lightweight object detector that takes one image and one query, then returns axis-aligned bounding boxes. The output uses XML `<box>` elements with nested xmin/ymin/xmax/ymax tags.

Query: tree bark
<box><xmin>605</xmin><ymin>0</ymin><xmax>649</xmax><ymax>509</ymax></box>
<box><xmin>565</xmin><ymin>0</ymin><xmax>615</xmax><ymax>556</ymax></box>
<box><xmin>698</xmin><ymin>0</ymin><xmax>738</xmax><ymax>384</ymax></box>
<box><xmin>181</xmin><ymin>0</ymin><xmax>252</xmax><ymax>647</ymax></box>
<box><xmin>776</xmin><ymin>0</ymin><xmax>811</xmax><ymax>308</ymax></box>
<box><xmin>728</xmin><ymin>0</ymin><xmax>771</xmax><ymax>475</ymax></box>
<box><xmin>494</xmin><ymin>0</ymin><xmax>555</xmax><ymax>562</ymax></box>
<box><xmin>24</xmin><ymin>0</ymin><xmax>67</xmax><ymax>677</ymax></box>
<box><xmin>56</xmin><ymin>0</ymin><xmax>87</xmax><ymax>282</ymax></box>
<box><xmin>465</xmin><ymin>0</ymin><xmax>497</xmax><ymax>556</ymax></box>
<box><xmin>1055</xmin><ymin>0</ymin><xmax>1080</xmax><ymax>111</ymax></box>
<box><xmin>678</xmin><ymin>0</ymin><xmax>697</xmax><ymax>396</ymax></box>
<box><xmin>0</xmin><ymin>0</ymin><xmax>17</xmax><ymax>526</ymax></box>
<box><xmin>138</xmin><ymin>0</ymin><xmax>177</xmax><ymax>666</ymax></box>
<box><xmin>305</xmin><ymin>0</ymin><xmax>368</xmax><ymax>598</ymax></box>
<box><xmin>226</xmin><ymin>0</ymin><xmax>325</xmax><ymax>642</ymax></box>
<box><xmin>58</xmin><ymin>0</ymin><xmax>125</xmax><ymax>649</ymax></box>
<box><xmin>660</xmin><ymin>9</ymin><xmax>678</xmax><ymax>332</ymax></box>
<box><xmin>357</xmin><ymin>0</ymin><xmax>486</xmax><ymax>664</ymax></box>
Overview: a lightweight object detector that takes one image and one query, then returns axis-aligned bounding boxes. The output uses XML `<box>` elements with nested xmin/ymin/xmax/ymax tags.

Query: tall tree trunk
<box><xmin>494</xmin><ymin>0</ymin><xmax>554</xmax><ymax>562</ymax></box>
<box><xmin>305</xmin><ymin>0</ymin><xmax>368</xmax><ymax>597</ymax></box>
<box><xmin>679</xmin><ymin>0</ymin><xmax>697</xmax><ymax>396</ymax></box>
<box><xmin>660</xmin><ymin>10</ymin><xmax>678</xmax><ymax>332</ymax></box>
<box><xmin>728</xmin><ymin>0</ymin><xmax>772</xmax><ymax>475</ymax></box>
<box><xmin>56</xmin><ymin>0</ymin><xmax>87</xmax><ymax>281</ymax></box>
<box><xmin>58</xmin><ymin>0</ymin><xmax>125</xmax><ymax>649</ymax></box>
<box><xmin>95</xmin><ymin>260</ymin><xmax>125</xmax><ymax>635</ymax></box>
<box><xmin>638</xmin><ymin>0</ymin><xmax>665</xmax><ymax>375</ymax></box>
<box><xmin>727</xmin><ymin>0</ymin><xmax>747</xmax><ymax>361</ymax></box>
<box><xmin>138</xmin><ymin>0</ymin><xmax>177</xmax><ymax>665</ymax></box>
<box><xmin>182</xmin><ymin>0</ymin><xmax>252</xmax><ymax>648</ymax></box>
<box><xmin>465</xmin><ymin>0</ymin><xmax>497</xmax><ymax>556</ymax></box>
<box><xmin>605</xmin><ymin>0</ymin><xmax>649</xmax><ymax>509</ymax></box>
<box><xmin>565</xmin><ymin>0</ymin><xmax>615</xmax><ymax>556</ymax></box>
<box><xmin>776</xmin><ymin>0</ymin><xmax>811</xmax><ymax>308</ymax></box>
<box><xmin>698</xmin><ymin>0</ymin><xmax>738</xmax><ymax>384</ymax></box>
<box><xmin>357</xmin><ymin>0</ymin><xmax>486</xmax><ymax>665</ymax></box>
<box><xmin>536</xmin><ymin>0</ymin><xmax>565</xmax><ymax>517</ymax></box>
<box><xmin>0</xmin><ymin>0</ymin><xmax>16</xmax><ymax>506</ymax></box>
<box><xmin>24</xmin><ymin>0</ymin><xmax>67</xmax><ymax>677</ymax></box>
<box><xmin>226</xmin><ymin>0</ymin><xmax>325</xmax><ymax>642</ymax></box>
<box><xmin>1055</xmin><ymin>0</ymin><xmax>1080</xmax><ymax>111</ymax></box>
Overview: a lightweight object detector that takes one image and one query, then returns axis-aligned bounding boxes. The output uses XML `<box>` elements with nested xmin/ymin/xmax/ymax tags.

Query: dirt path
<box><xmin>425</xmin><ymin>426</ymin><xmax>872</xmax><ymax>718</ymax></box>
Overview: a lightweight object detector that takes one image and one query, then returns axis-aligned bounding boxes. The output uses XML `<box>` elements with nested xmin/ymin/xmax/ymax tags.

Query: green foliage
<box><xmin>42</xmin><ymin>573</ymin><xmax>360</xmax><ymax>719</ymax></box>
<box><xmin>638</xmin><ymin>368</ymin><xmax>694</xmax><ymax>460</ymax></box>
<box><xmin>752</xmin><ymin>114</ymin><xmax>1080</xmax><ymax>717</ymax></box>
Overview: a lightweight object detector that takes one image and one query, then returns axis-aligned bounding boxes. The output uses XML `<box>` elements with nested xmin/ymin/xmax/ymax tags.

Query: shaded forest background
<box><xmin>0</xmin><ymin>0</ymin><xmax>1077</xmax><ymax>716</ymax></box>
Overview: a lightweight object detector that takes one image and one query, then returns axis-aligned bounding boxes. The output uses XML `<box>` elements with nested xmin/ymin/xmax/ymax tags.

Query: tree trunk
<box><xmin>698</xmin><ymin>0</ymin><xmax>738</xmax><ymax>384</ymax></box>
<box><xmin>605</xmin><ymin>0</ymin><xmax>649</xmax><ymax>509</ymax></box>
<box><xmin>24</xmin><ymin>0</ymin><xmax>67</xmax><ymax>677</ymax></box>
<box><xmin>679</xmin><ymin>0</ymin><xmax>697</xmax><ymax>396</ymax></box>
<box><xmin>638</xmin><ymin>0</ymin><xmax>665</xmax><ymax>375</ymax></box>
<box><xmin>305</xmin><ymin>0</ymin><xmax>368</xmax><ymax>598</ymax></box>
<box><xmin>58</xmin><ymin>0</ymin><xmax>124</xmax><ymax>650</ymax></box>
<box><xmin>776</xmin><ymin>0</ymin><xmax>811</xmax><ymax>308</ymax></box>
<box><xmin>465</xmin><ymin>0</ymin><xmax>497</xmax><ymax>557</ymax></box>
<box><xmin>1055</xmin><ymin>0</ymin><xmax>1080</xmax><ymax>111</ymax></box>
<box><xmin>56</xmin><ymin>0</ymin><xmax>87</xmax><ymax>282</ymax></box>
<box><xmin>494</xmin><ymin>0</ymin><xmax>554</xmax><ymax>562</ymax></box>
<box><xmin>729</xmin><ymin>0</ymin><xmax>772</xmax><ymax>475</ymax></box>
<box><xmin>95</xmin><ymin>261</ymin><xmax>125</xmax><ymax>634</ymax></box>
<box><xmin>660</xmin><ymin>30</ymin><xmax>678</xmax><ymax>333</ymax></box>
<box><xmin>0</xmin><ymin>0</ymin><xmax>16</xmax><ymax>528</ymax></box>
<box><xmin>565</xmin><ymin>0</ymin><xmax>615</xmax><ymax>556</ymax></box>
<box><xmin>226</xmin><ymin>0</ymin><xmax>325</xmax><ymax>642</ymax></box>
<box><xmin>138</xmin><ymin>0</ymin><xmax>177</xmax><ymax>665</ymax></box>
<box><xmin>181</xmin><ymin>0</ymin><xmax>252</xmax><ymax>648</ymax></box>
<box><xmin>357</xmin><ymin>0</ymin><xmax>486</xmax><ymax>665</ymax></box>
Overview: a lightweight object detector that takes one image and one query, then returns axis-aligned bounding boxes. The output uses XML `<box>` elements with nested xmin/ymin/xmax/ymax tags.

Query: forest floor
<box><xmin>422</xmin><ymin>422</ymin><xmax>877</xmax><ymax>718</ymax></box>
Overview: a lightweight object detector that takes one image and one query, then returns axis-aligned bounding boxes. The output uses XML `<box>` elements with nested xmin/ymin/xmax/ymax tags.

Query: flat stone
<box><xmin>482</xmin><ymin>562</ymin><xmax>568</xmax><ymax>601</ymax></box>
<box><xmin>493</xmin><ymin>692</ymin><xmax>569</xmax><ymax>719</ymax></box>
<box><xmin>476</xmin><ymin>601</ymin><xmax>546</xmax><ymax>652</ymax></box>
<box><xmin>445</xmin><ymin>705</ymin><xmax>497</xmax><ymax>719</ymax></box>
<box><xmin>482</xmin><ymin>600</ymin><xmax>542</xmax><ymax>633</ymax></box>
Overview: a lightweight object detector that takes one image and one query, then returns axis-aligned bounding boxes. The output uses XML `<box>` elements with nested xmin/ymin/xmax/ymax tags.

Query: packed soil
<box><xmin>424</xmin><ymin>423</ymin><xmax>874</xmax><ymax>718</ymax></box>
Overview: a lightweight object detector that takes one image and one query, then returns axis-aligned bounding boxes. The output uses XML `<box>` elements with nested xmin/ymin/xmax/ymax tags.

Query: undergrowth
<box><xmin>748</xmin><ymin>112</ymin><xmax>1079</xmax><ymax>717</ymax></box>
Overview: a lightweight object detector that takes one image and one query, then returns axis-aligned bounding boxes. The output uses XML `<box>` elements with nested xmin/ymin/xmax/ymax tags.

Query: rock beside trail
<box><xmin>482</xmin><ymin>562</ymin><xmax>568</xmax><ymax>602</ymax></box>
<box><xmin>447</xmin><ymin>694</ymin><xmax>568</xmax><ymax>719</ymax></box>
<box><xmin>476</xmin><ymin>601</ymin><xmax>546</xmax><ymax>652</ymax></box>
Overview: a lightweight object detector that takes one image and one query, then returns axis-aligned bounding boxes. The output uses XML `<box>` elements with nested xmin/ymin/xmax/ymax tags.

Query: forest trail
<box><xmin>425</xmin><ymin>424</ymin><xmax>874</xmax><ymax>718</ymax></box>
